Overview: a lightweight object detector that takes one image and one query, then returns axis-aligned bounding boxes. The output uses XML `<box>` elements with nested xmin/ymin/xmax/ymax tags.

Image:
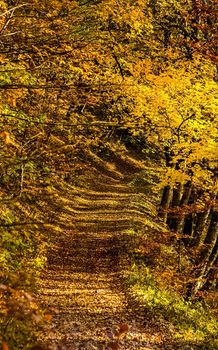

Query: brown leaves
<box><xmin>108</xmin><ymin>341</ymin><xmax>119</xmax><ymax>350</ymax></box>
<box><xmin>30</xmin><ymin>346</ymin><xmax>45</xmax><ymax>350</ymax></box>
<box><xmin>106</xmin><ymin>323</ymin><xmax>129</xmax><ymax>350</ymax></box>
<box><xmin>118</xmin><ymin>323</ymin><xmax>129</xmax><ymax>336</ymax></box>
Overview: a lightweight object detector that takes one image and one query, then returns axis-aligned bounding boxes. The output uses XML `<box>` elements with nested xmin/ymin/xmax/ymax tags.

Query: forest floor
<box><xmin>36</xmin><ymin>151</ymin><xmax>174</xmax><ymax>350</ymax></box>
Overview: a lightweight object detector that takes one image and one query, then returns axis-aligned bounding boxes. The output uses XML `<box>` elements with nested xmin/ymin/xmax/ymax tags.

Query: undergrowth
<box><xmin>125</xmin><ymin>163</ymin><xmax>218</xmax><ymax>349</ymax></box>
<box><xmin>0</xmin><ymin>196</ymin><xmax>49</xmax><ymax>349</ymax></box>
<box><xmin>123</xmin><ymin>229</ymin><xmax>218</xmax><ymax>350</ymax></box>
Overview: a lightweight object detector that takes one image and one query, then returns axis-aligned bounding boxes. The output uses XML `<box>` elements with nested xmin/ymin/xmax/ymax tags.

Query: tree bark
<box><xmin>204</xmin><ymin>211</ymin><xmax>218</xmax><ymax>245</ymax></box>
<box><xmin>159</xmin><ymin>185</ymin><xmax>173</xmax><ymax>223</ymax></box>
<box><xmin>203</xmin><ymin>256</ymin><xmax>218</xmax><ymax>290</ymax></box>
<box><xmin>167</xmin><ymin>183</ymin><xmax>184</xmax><ymax>230</ymax></box>
<box><xmin>176</xmin><ymin>181</ymin><xmax>192</xmax><ymax>235</ymax></box>
<box><xmin>172</xmin><ymin>183</ymin><xmax>184</xmax><ymax>207</ymax></box>
<box><xmin>193</xmin><ymin>206</ymin><xmax>212</xmax><ymax>247</ymax></box>
<box><xmin>192</xmin><ymin>211</ymin><xmax>218</xmax><ymax>294</ymax></box>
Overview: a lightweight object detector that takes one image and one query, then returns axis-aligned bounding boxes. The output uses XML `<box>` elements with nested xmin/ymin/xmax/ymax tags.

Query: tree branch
<box><xmin>0</xmin><ymin>222</ymin><xmax>46</xmax><ymax>227</ymax></box>
<box><xmin>0</xmin><ymin>4</ymin><xmax>29</xmax><ymax>18</ymax></box>
<box><xmin>113</xmin><ymin>54</ymin><xmax>125</xmax><ymax>79</ymax></box>
<box><xmin>177</xmin><ymin>113</ymin><xmax>195</xmax><ymax>142</ymax></box>
<box><xmin>0</xmin><ymin>113</ymin><xmax>126</xmax><ymax>128</ymax></box>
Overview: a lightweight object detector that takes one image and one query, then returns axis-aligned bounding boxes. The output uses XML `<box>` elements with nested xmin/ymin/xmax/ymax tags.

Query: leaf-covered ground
<box><xmin>36</xmin><ymin>152</ymin><xmax>174</xmax><ymax>350</ymax></box>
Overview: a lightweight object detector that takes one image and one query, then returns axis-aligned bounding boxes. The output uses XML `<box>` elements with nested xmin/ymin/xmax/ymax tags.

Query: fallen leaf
<box><xmin>108</xmin><ymin>341</ymin><xmax>119</xmax><ymax>350</ymax></box>
<box><xmin>44</xmin><ymin>314</ymin><xmax>53</xmax><ymax>321</ymax></box>
<box><xmin>118</xmin><ymin>323</ymin><xmax>129</xmax><ymax>334</ymax></box>
<box><xmin>0</xmin><ymin>132</ymin><xmax>19</xmax><ymax>148</ymax></box>
<box><xmin>49</xmin><ymin>307</ymin><xmax>59</xmax><ymax>314</ymax></box>
<box><xmin>106</xmin><ymin>330</ymin><xmax>114</xmax><ymax>340</ymax></box>
<box><xmin>32</xmin><ymin>314</ymin><xmax>42</xmax><ymax>323</ymax></box>
<box><xmin>0</xmin><ymin>284</ymin><xmax>7</xmax><ymax>290</ymax></box>
<box><xmin>30</xmin><ymin>346</ymin><xmax>45</xmax><ymax>350</ymax></box>
<box><xmin>23</xmin><ymin>292</ymin><xmax>33</xmax><ymax>301</ymax></box>
<box><xmin>2</xmin><ymin>342</ymin><xmax>9</xmax><ymax>350</ymax></box>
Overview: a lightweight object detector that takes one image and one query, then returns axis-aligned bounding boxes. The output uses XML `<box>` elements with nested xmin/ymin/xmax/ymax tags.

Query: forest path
<box><xmin>37</xmin><ymin>158</ymin><xmax>166</xmax><ymax>350</ymax></box>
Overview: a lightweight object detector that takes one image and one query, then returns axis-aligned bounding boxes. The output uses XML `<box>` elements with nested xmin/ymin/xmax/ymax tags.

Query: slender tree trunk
<box><xmin>159</xmin><ymin>185</ymin><xmax>173</xmax><ymax>223</ymax></box>
<box><xmin>205</xmin><ymin>242</ymin><xmax>218</xmax><ymax>277</ymax></box>
<box><xmin>183</xmin><ymin>213</ymin><xmax>198</xmax><ymax>246</ymax></box>
<box><xmin>192</xmin><ymin>238</ymin><xmax>217</xmax><ymax>294</ymax></box>
<box><xmin>173</xmin><ymin>183</ymin><xmax>184</xmax><ymax>206</ymax></box>
<box><xmin>167</xmin><ymin>183</ymin><xmax>184</xmax><ymax>229</ymax></box>
<box><xmin>204</xmin><ymin>211</ymin><xmax>218</xmax><ymax>245</ymax></box>
<box><xmin>214</xmin><ymin>63</ymin><xmax>218</xmax><ymax>82</ymax></box>
<box><xmin>158</xmin><ymin>146</ymin><xmax>175</xmax><ymax>223</ymax></box>
<box><xmin>192</xmin><ymin>212</ymin><xmax>218</xmax><ymax>294</ymax></box>
<box><xmin>203</xmin><ymin>256</ymin><xmax>218</xmax><ymax>290</ymax></box>
<box><xmin>176</xmin><ymin>181</ymin><xmax>192</xmax><ymax>235</ymax></box>
<box><xmin>19</xmin><ymin>162</ymin><xmax>25</xmax><ymax>197</ymax></box>
<box><xmin>193</xmin><ymin>194</ymin><xmax>217</xmax><ymax>247</ymax></box>
<box><xmin>193</xmin><ymin>207</ymin><xmax>212</xmax><ymax>247</ymax></box>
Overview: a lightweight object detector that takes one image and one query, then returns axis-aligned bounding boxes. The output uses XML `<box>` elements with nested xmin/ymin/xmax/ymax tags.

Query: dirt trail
<box><xmin>37</xmin><ymin>162</ymin><xmax>165</xmax><ymax>350</ymax></box>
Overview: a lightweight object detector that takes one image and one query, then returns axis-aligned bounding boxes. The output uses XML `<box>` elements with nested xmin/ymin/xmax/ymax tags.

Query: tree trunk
<box><xmin>192</xmin><ymin>238</ymin><xmax>217</xmax><ymax>294</ymax></box>
<box><xmin>203</xmin><ymin>256</ymin><xmax>218</xmax><ymax>290</ymax></box>
<box><xmin>204</xmin><ymin>211</ymin><xmax>218</xmax><ymax>245</ymax></box>
<box><xmin>167</xmin><ymin>183</ymin><xmax>184</xmax><ymax>230</ymax></box>
<box><xmin>158</xmin><ymin>185</ymin><xmax>173</xmax><ymax>223</ymax></box>
<box><xmin>183</xmin><ymin>213</ymin><xmax>198</xmax><ymax>246</ymax></box>
<box><xmin>192</xmin><ymin>211</ymin><xmax>218</xmax><ymax>294</ymax></box>
<box><xmin>172</xmin><ymin>183</ymin><xmax>184</xmax><ymax>206</ymax></box>
<box><xmin>176</xmin><ymin>181</ymin><xmax>192</xmax><ymax>235</ymax></box>
<box><xmin>193</xmin><ymin>206</ymin><xmax>212</xmax><ymax>247</ymax></box>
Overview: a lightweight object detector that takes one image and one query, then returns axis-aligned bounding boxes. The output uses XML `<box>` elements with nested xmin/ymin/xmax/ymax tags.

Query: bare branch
<box><xmin>0</xmin><ymin>113</ymin><xmax>125</xmax><ymax>128</ymax></box>
<box><xmin>113</xmin><ymin>54</ymin><xmax>125</xmax><ymax>79</ymax></box>
<box><xmin>0</xmin><ymin>4</ymin><xmax>29</xmax><ymax>18</ymax></box>
<box><xmin>176</xmin><ymin>113</ymin><xmax>195</xmax><ymax>143</ymax></box>
<box><xmin>1</xmin><ymin>31</ymin><xmax>21</xmax><ymax>37</ymax></box>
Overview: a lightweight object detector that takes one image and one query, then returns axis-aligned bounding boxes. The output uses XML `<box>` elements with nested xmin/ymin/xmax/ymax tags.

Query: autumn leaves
<box><xmin>107</xmin><ymin>323</ymin><xmax>129</xmax><ymax>350</ymax></box>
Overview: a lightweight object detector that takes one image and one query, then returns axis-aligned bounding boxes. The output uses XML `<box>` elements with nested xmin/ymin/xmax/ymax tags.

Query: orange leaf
<box><xmin>0</xmin><ymin>132</ymin><xmax>19</xmax><ymax>148</ymax></box>
<box><xmin>118</xmin><ymin>323</ymin><xmax>129</xmax><ymax>334</ymax></box>
<box><xmin>44</xmin><ymin>314</ymin><xmax>52</xmax><ymax>321</ymax></box>
<box><xmin>2</xmin><ymin>342</ymin><xmax>9</xmax><ymax>350</ymax></box>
